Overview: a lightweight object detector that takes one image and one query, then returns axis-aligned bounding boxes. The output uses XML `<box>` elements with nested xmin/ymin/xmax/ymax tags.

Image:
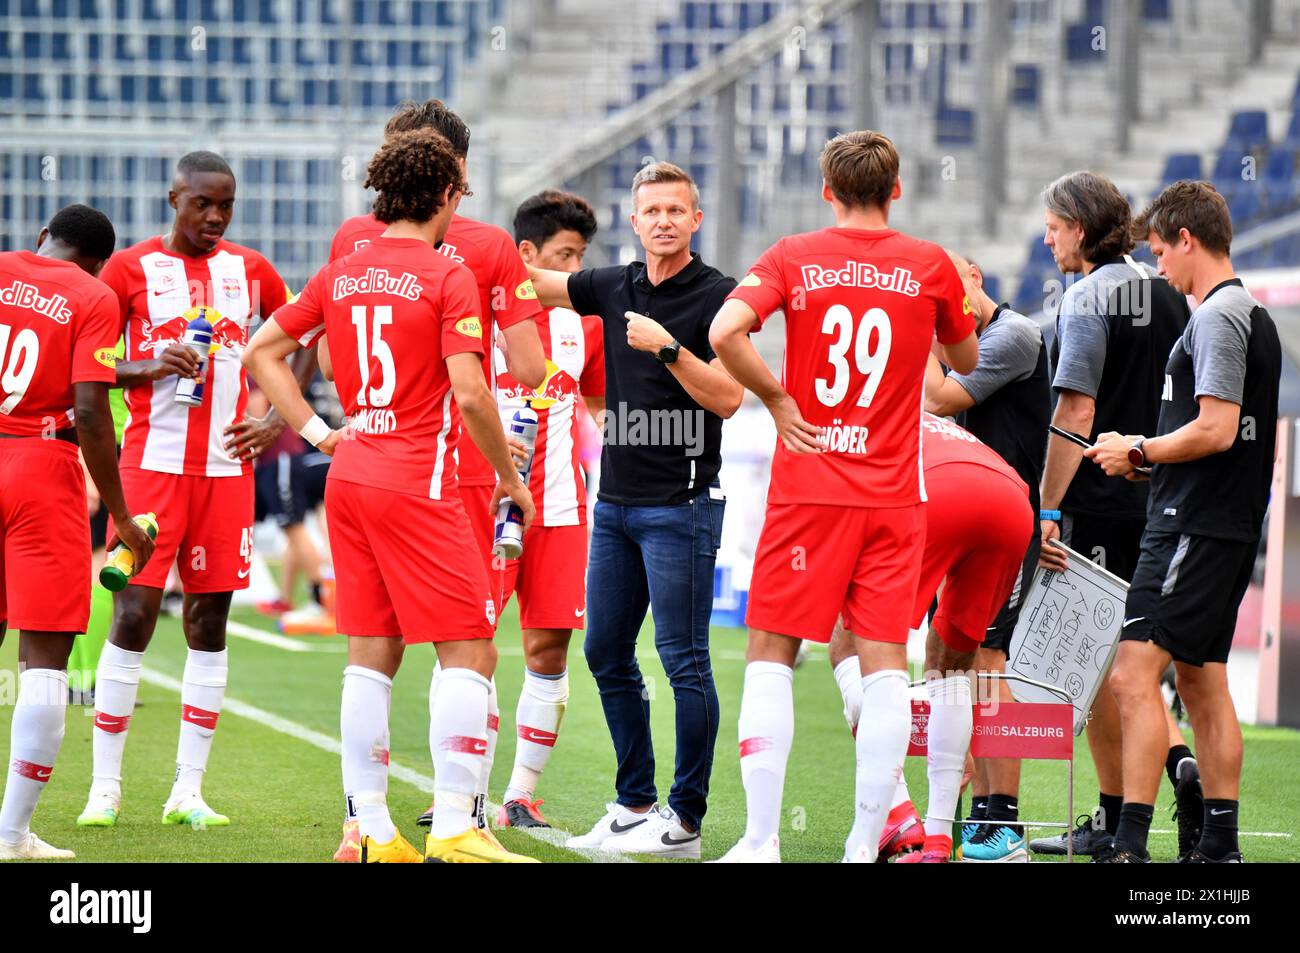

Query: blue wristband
<box><xmin>1040</xmin><ymin>509</ymin><xmax>1062</xmax><ymax>521</ymax></box>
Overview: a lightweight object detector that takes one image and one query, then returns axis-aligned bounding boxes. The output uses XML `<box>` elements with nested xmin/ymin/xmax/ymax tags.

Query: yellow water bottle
<box><xmin>99</xmin><ymin>513</ymin><xmax>159</xmax><ymax>592</ymax></box>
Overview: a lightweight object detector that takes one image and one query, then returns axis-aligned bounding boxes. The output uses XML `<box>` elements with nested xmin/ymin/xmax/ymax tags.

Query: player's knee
<box><xmin>111</xmin><ymin>605</ymin><xmax>154</xmax><ymax>651</ymax></box>
<box><xmin>1107</xmin><ymin>659</ymin><xmax>1150</xmax><ymax>708</ymax></box>
<box><xmin>527</xmin><ymin>645</ymin><xmax>567</xmax><ymax>676</ymax></box>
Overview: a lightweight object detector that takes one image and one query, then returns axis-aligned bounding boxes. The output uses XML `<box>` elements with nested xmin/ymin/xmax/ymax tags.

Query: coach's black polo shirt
<box><xmin>568</xmin><ymin>254</ymin><xmax>735</xmax><ymax>506</ymax></box>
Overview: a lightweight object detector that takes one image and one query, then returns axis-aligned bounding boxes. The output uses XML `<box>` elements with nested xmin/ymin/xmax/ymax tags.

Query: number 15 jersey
<box><xmin>271</xmin><ymin>236</ymin><xmax>485</xmax><ymax>501</ymax></box>
<box><xmin>727</xmin><ymin>227</ymin><xmax>974</xmax><ymax>508</ymax></box>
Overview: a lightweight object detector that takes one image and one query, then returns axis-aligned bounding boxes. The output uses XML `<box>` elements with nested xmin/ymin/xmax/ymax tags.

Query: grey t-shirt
<box><xmin>1052</xmin><ymin>257</ymin><xmax>1155</xmax><ymax>398</ymax></box>
<box><xmin>1184</xmin><ymin>286</ymin><xmax>1252</xmax><ymax>404</ymax></box>
<box><xmin>950</xmin><ymin>310</ymin><xmax>1043</xmax><ymax>404</ymax></box>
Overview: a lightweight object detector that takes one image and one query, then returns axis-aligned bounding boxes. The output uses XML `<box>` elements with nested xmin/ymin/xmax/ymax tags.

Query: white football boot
<box><xmin>712</xmin><ymin>834</ymin><xmax>781</xmax><ymax>863</ymax></box>
<box><xmin>0</xmin><ymin>831</ymin><xmax>75</xmax><ymax>860</ymax></box>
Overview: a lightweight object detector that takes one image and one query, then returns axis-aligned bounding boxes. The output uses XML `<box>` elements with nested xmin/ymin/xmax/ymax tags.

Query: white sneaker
<box><xmin>603</xmin><ymin>805</ymin><xmax>701</xmax><ymax>859</ymax></box>
<box><xmin>565</xmin><ymin>802</ymin><xmax>658</xmax><ymax>850</ymax></box>
<box><xmin>843</xmin><ymin>844</ymin><xmax>874</xmax><ymax>863</ymax></box>
<box><xmin>712</xmin><ymin>834</ymin><xmax>780</xmax><ymax>863</ymax></box>
<box><xmin>0</xmin><ymin>831</ymin><xmax>75</xmax><ymax>860</ymax></box>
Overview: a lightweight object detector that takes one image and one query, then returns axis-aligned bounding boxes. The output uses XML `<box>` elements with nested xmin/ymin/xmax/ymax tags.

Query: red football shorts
<box><xmin>499</xmin><ymin>522</ymin><xmax>588</xmax><ymax>630</ymax></box>
<box><xmin>326</xmin><ymin>478</ymin><xmax>493</xmax><ymax>643</ymax></box>
<box><xmin>913</xmin><ymin>463</ymin><xmax>1034</xmax><ymax>653</ymax></box>
<box><xmin>460</xmin><ymin>482</ymin><xmax>502</xmax><ymax>610</ymax></box>
<box><xmin>0</xmin><ymin>438</ymin><xmax>91</xmax><ymax>632</ymax></box>
<box><xmin>119</xmin><ymin>467</ymin><xmax>254</xmax><ymax>592</ymax></box>
<box><xmin>747</xmin><ymin>502</ymin><xmax>926</xmax><ymax>644</ymax></box>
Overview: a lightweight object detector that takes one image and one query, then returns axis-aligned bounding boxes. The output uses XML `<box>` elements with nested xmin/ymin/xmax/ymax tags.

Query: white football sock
<box><xmin>832</xmin><ymin>656</ymin><xmax>862</xmax><ymax>734</ymax></box>
<box><xmin>923</xmin><ymin>675</ymin><xmax>973</xmax><ymax>838</ymax></box>
<box><xmin>0</xmin><ymin>669</ymin><xmax>68</xmax><ymax>843</ymax></box>
<box><xmin>892</xmin><ymin>777</ymin><xmax>912</xmax><ymax>810</ymax></box>
<box><xmin>429</xmin><ymin>667</ymin><xmax>490</xmax><ymax>840</ymax></box>
<box><xmin>473</xmin><ymin>677</ymin><xmax>499</xmax><ymax>827</ymax></box>
<box><xmin>340</xmin><ymin>665</ymin><xmax>396</xmax><ymax>843</ymax></box>
<box><xmin>845</xmin><ymin>670</ymin><xmax>910</xmax><ymax>861</ymax></box>
<box><xmin>504</xmin><ymin>668</ymin><xmax>569</xmax><ymax>804</ymax></box>
<box><xmin>171</xmin><ymin>648</ymin><xmax>227</xmax><ymax>797</ymax></box>
<box><xmin>90</xmin><ymin>642</ymin><xmax>143</xmax><ymax>796</ymax></box>
<box><xmin>737</xmin><ymin>661</ymin><xmax>794</xmax><ymax>850</ymax></box>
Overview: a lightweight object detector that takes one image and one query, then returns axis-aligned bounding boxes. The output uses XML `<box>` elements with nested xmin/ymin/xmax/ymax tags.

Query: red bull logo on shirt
<box><xmin>800</xmin><ymin>261</ymin><xmax>921</xmax><ymax>297</ymax></box>
<box><xmin>0</xmin><ymin>279</ymin><xmax>73</xmax><ymax>323</ymax></box>
<box><xmin>331</xmin><ymin>268</ymin><xmax>423</xmax><ymax>301</ymax></box>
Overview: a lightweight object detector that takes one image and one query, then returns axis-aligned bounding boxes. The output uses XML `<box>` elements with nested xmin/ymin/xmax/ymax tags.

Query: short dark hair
<box><xmin>384</xmin><ymin>100</ymin><xmax>471</xmax><ymax>157</ymax></box>
<box><xmin>1042</xmin><ymin>171</ymin><xmax>1134</xmax><ymax>262</ymax></box>
<box><xmin>364</xmin><ymin>129</ymin><xmax>467</xmax><ymax>224</ymax></box>
<box><xmin>1133</xmin><ymin>180</ymin><xmax>1233</xmax><ymax>257</ymax></box>
<box><xmin>819</xmin><ymin>130</ymin><xmax>900</xmax><ymax>210</ymax></box>
<box><xmin>47</xmin><ymin>204</ymin><xmax>116</xmax><ymax>261</ymax></box>
<box><xmin>513</xmin><ymin>190</ymin><xmax>598</xmax><ymax>248</ymax></box>
<box><xmin>176</xmin><ymin>150</ymin><xmax>234</xmax><ymax>180</ymax></box>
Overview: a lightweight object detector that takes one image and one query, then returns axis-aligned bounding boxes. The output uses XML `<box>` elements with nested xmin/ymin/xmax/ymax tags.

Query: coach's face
<box><xmin>631</xmin><ymin>182</ymin><xmax>702</xmax><ymax>260</ymax></box>
<box><xmin>1044</xmin><ymin>210</ymin><xmax>1085</xmax><ymax>274</ymax></box>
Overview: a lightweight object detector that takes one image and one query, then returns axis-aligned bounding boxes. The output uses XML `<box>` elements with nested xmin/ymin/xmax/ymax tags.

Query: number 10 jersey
<box><xmin>727</xmin><ymin>226</ymin><xmax>974</xmax><ymax>507</ymax></box>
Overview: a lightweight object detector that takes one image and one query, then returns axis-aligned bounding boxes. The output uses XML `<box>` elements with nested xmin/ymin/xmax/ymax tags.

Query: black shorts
<box><xmin>982</xmin><ymin>529</ymin><xmax>1040</xmax><ymax>653</ymax></box>
<box><xmin>1061</xmin><ymin>512</ymin><xmax>1146</xmax><ymax>584</ymax></box>
<box><xmin>1121</xmin><ymin>530</ymin><xmax>1255</xmax><ymax>666</ymax></box>
<box><xmin>254</xmin><ymin>451</ymin><xmax>330</xmax><ymax>528</ymax></box>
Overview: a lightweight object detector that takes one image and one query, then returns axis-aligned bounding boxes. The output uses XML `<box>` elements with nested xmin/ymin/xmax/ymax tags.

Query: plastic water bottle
<box><xmin>492</xmin><ymin>408</ymin><xmax>539</xmax><ymax>560</ymax></box>
<box><xmin>99</xmin><ymin>513</ymin><xmax>160</xmax><ymax>592</ymax></box>
<box><xmin>174</xmin><ymin>311</ymin><xmax>213</xmax><ymax>408</ymax></box>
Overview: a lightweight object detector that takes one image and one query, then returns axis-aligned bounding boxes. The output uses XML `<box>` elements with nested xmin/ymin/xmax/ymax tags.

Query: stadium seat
<box><xmin>1283</xmin><ymin>110</ymin><xmax>1300</xmax><ymax>149</ymax></box>
<box><xmin>1224</xmin><ymin>110</ymin><xmax>1270</xmax><ymax>154</ymax></box>
<box><xmin>1012</xmin><ymin>64</ymin><xmax>1041</xmax><ymax>108</ymax></box>
<box><xmin>1161</xmin><ymin>153</ymin><xmax>1203</xmax><ymax>185</ymax></box>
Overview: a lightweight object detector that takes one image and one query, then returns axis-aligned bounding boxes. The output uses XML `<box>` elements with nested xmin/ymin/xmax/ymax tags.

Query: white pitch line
<box><xmin>137</xmin><ymin>666</ymin><xmax>628</xmax><ymax>862</ymax></box>
<box><xmin>226</xmin><ymin>620</ymin><xmax>321</xmax><ymax>653</ymax></box>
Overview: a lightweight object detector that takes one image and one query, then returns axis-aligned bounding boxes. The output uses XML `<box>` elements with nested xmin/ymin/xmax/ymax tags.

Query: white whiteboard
<box><xmin>1007</xmin><ymin>542</ymin><xmax>1130</xmax><ymax>735</ymax></box>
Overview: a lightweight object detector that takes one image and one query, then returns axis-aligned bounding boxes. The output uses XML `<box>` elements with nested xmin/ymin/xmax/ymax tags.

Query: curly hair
<box><xmin>383</xmin><ymin>99</ymin><xmax>470</xmax><ymax>157</ymax></box>
<box><xmin>1042</xmin><ymin>171</ymin><xmax>1135</xmax><ymax>262</ymax></box>
<box><xmin>364</xmin><ymin>129</ymin><xmax>467</xmax><ymax>225</ymax></box>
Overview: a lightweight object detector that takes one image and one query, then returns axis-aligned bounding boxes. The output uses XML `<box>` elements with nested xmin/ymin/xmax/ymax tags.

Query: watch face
<box><xmin>1127</xmin><ymin>446</ymin><xmax>1144</xmax><ymax>466</ymax></box>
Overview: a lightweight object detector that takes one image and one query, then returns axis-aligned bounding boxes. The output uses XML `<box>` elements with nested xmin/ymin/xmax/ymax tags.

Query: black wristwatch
<box><xmin>656</xmin><ymin>340</ymin><xmax>681</xmax><ymax>365</ymax></box>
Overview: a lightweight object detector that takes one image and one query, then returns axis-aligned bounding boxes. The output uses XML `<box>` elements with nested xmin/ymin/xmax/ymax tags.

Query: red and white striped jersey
<box><xmin>273</xmin><ymin>236</ymin><xmax>485</xmax><ymax>501</ymax></box>
<box><xmin>495</xmin><ymin>307</ymin><xmax>603</xmax><ymax>526</ymax></box>
<box><xmin>99</xmin><ymin>236</ymin><xmax>289</xmax><ymax>477</ymax></box>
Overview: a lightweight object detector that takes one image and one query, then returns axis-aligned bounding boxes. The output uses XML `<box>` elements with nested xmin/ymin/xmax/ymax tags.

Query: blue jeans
<box><xmin>583</xmin><ymin>493</ymin><xmax>724</xmax><ymax>831</ymax></box>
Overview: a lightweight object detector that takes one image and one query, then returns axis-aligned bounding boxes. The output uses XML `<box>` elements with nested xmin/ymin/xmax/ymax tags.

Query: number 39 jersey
<box><xmin>271</xmin><ymin>236</ymin><xmax>485</xmax><ymax>501</ymax></box>
<box><xmin>0</xmin><ymin>251</ymin><xmax>120</xmax><ymax>436</ymax></box>
<box><xmin>728</xmin><ymin>227</ymin><xmax>974</xmax><ymax>508</ymax></box>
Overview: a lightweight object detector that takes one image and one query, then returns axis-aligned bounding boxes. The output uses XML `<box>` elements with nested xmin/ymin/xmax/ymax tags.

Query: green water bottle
<box><xmin>99</xmin><ymin>513</ymin><xmax>159</xmax><ymax>592</ymax></box>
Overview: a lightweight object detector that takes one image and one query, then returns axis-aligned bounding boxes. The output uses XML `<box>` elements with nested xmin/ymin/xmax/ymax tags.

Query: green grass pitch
<box><xmin>2</xmin><ymin>602</ymin><xmax>1296</xmax><ymax>863</ymax></box>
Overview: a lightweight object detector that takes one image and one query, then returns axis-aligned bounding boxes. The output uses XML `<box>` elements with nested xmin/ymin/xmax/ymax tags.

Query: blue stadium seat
<box><xmin>1224</xmin><ymin>110</ymin><xmax>1269</xmax><ymax>153</ymax></box>
<box><xmin>1161</xmin><ymin>152</ymin><xmax>1203</xmax><ymax>184</ymax></box>
<box><xmin>1144</xmin><ymin>0</ymin><xmax>1171</xmax><ymax>20</ymax></box>
<box><xmin>1028</xmin><ymin>235</ymin><xmax>1055</xmax><ymax>267</ymax></box>
<box><xmin>935</xmin><ymin>106</ymin><xmax>974</xmax><ymax>146</ymax></box>
<box><xmin>1228</xmin><ymin>188</ymin><xmax>1262</xmax><ymax>227</ymax></box>
<box><xmin>1012</xmin><ymin>64</ymin><xmax>1041</xmax><ymax>107</ymax></box>
<box><xmin>982</xmin><ymin>274</ymin><xmax>1001</xmax><ymax>303</ymax></box>
<box><xmin>1283</xmin><ymin>110</ymin><xmax>1300</xmax><ymax>148</ymax></box>
<box><xmin>1212</xmin><ymin>148</ymin><xmax>1259</xmax><ymax>196</ymax></box>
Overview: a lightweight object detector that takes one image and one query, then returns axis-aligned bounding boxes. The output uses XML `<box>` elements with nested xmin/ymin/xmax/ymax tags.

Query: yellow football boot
<box><xmin>423</xmin><ymin>828</ymin><xmax>540</xmax><ymax>863</ymax></box>
<box><xmin>359</xmin><ymin>829</ymin><xmax>422</xmax><ymax>863</ymax></box>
